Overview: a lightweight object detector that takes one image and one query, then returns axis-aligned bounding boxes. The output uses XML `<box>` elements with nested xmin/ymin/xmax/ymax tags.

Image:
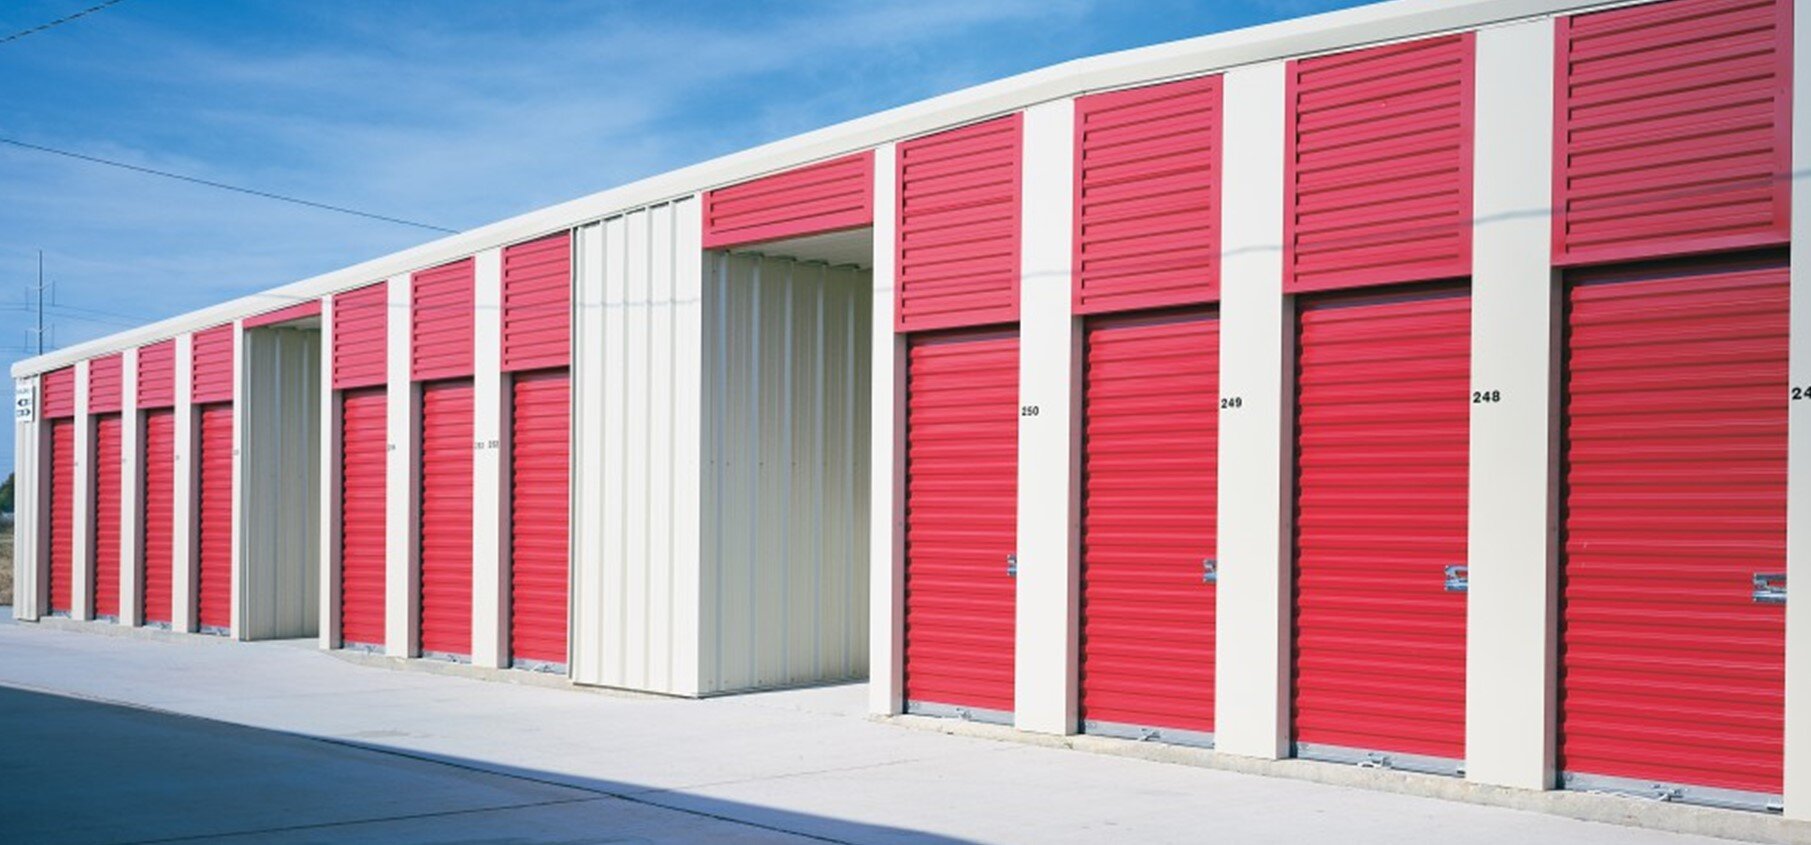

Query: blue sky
<box><xmin>0</xmin><ymin>0</ymin><xmax>1363</xmax><ymax>477</ymax></box>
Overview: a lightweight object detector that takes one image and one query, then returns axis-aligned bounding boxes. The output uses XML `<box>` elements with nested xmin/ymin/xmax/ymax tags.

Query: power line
<box><xmin>0</xmin><ymin>0</ymin><xmax>128</xmax><ymax>46</ymax></box>
<box><xmin>0</xmin><ymin>136</ymin><xmax>461</xmax><ymax>234</ymax></box>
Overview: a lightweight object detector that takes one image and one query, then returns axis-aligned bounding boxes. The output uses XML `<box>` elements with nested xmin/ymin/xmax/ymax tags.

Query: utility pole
<box><xmin>26</xmin><ymin>250</ymin><xmax>50</xmax><ymax>355</ymax></box>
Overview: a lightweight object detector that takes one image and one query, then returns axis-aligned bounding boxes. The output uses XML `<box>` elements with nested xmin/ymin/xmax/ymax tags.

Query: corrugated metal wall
<box><xmin>1555</xmin><ymin>0</ymin><xmax>1791</xmax><ymax>266</ymax></box>
<box><xmin>1073</xmin><ymin>76</ymin><xmax>1222</xmax><ymax>314</ymax></box>
<box><xmin>88</xmin><ymin>354</ymin><xmax>123</xmax><ymax>414</ymax></box>
<box><xmin>701</xmin><ymin>252</ymin><xmax>872</xmax><ymax>694</ymax></box>
<box><xmin>1285</xmin><ymin>34</ymin><xmax>1474</xmax><ymax>293</ymax></box>
<box><xmin>241</xmin><ymin>327</ymin><xmax>321</xmax><ymax>641</ymax></box>
<box><xmin>137</xmin><ymin>341</ymin><xmax>175</xmax><ymax>408</ymax></box>
<box><xmin>191</xmin><ymin>326</ymin><xmax>234</xmax><ymax>404</ymax></box>
<box><xmin>570</xmin><ymin>199</ymin><xmax>704</xmax><ymax>695</ymax></box>
<box><xmin>333</xmin><ymin>283</ymin><xmax>389</xmax><ymax>389</ymax></box>
<box><xmin>502</xmin><ymin>232</ymin><xmax>572</xmax><ymax>372</ymax></box>
<box><xmin>703</xmin><ymin>152</ymin><xmax>875</xmax><ymax>249</ymax></box>
<box><xmin>413</xmin><ymin>258</ymin><xmax>476</xmax><ymax>381</ymax></box>
<box><xmin>42</xmin><ymin>367</ymin><xmax>73</xmax><ymax>418</ymax></box>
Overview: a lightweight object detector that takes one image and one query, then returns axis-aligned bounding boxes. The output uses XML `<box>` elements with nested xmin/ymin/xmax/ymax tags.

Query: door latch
<box><xmin>1753</xmin><ymin>572</ymin><xmax>1786</xmax><ymax>604</ymax></box>
<box><xmin>1443</xmin><ymin>564</ymin><xmax>1469</xmax><ymax>593</ymax></box>
<box><xmin>1202</xmin><ymin>558</ymin><xmax>1218</xmax><ymax>584</ymax></box>
<box><xmin>1006</xmin><ymin>553</ymin><xmax>1017</xmax><ymax>578</ymax></box>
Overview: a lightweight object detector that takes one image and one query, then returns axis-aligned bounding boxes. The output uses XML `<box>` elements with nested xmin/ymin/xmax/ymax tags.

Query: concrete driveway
<box><xmin>0</xmin><ymin>610</ymin><xmax>1756</xmax><ymax>844</ymax></box>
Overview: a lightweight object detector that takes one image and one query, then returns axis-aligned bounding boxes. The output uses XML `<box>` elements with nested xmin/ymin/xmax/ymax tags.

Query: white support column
<box><xmin>1014</xmin><ymin>99</ymin><xmax>1081</xmax><ymax>735</ymax></box>
<box><xmin>173</xmin><ymin>334</ymin><xmax>197</xmax><ymax>632</ymax></box>
<box><xmin>120</xmin><ymin>349</ymin><xmax>142</xmax><ymax>627</ymax></box>
<box><xmin>1213</xmin><ymin>61</ymin><xmax>1292</xmax><ymax>760</ymax></box>
<box><xmin>1465</xmin><ymin>19</ymin><xmax>1560</xmax><ymax>791</ymax></box>
<box><xmin>472</xmin><ymin>248</ymin><xmax>508</xmax><ymax>669</ymax></box>
<box><xmin>319</xmin><ymin>297</ymin><xmax>341</xmax><ymax>650</ymax></box>
<box><xmin>1783</xmin><ymin>0</ymin><xmax>1811</xmax><ymax>820</ymax></box>
<box><xmin>385</xmin><ymin>274</ymin><xmax>419</xmax><ymax>657</ymax></box>
<box><xmin>228</xmin><ymin>320</ymin><xmax>247</xmax><ymax>639</ymax></box>
<box><xmin>868</xmin><ymin>142</ymin><xmax>908</xmax><ymax>717</ymax></box>
<box><xmin>72</xmin><ymin>360</ymin><xmax>92</xmax><ymax>621</ymax></box>
<box><xmin>572</xmin><ymin>222</ymin><xmax>607</xmax><ymax>685</ymax></box>
<box><xmin>15</xmin><ymin>375</ymin><xmax>42</xmax><ymax>621</ymax></box>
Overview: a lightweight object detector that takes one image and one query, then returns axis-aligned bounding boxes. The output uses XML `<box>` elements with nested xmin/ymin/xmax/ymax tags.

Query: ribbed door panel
<box><xmin>88</xmin><ymin>355</ymin><xmax>123</xmax><ymax>414</ymax></box>
<box><xmin>1293</xmin><ymin>289</ymin><xmax>1470</xmax><ymax>762</ymax></box>
<box><xmin>502</xmin><ymin>233</ymin><xmax>572</xmax><ymax>372</ymax></box>
<box><xmin>510</xmin><ymin>370</ymin><xmax>569</xmax><ymax>665</ymax></box>
<box><xmin>192</xmin><ymin>326</ymin><xmax>234</xmax><ymax>404</ymax></box>
<box><xmin>704</xmin><ymin>152</ymin><xmax>874</xmax><ymax>248</ymax></box>
<box><xmin>137</xmin><ymin>341</ymin><xmax>176</xmax><ymax>408</ymax></box>
<box><xmin>92</xmin><ymin>414</ymin><xmax>122</xmax><ymax>618</ymax></box>
<box><xmin>1074</xmin><ymin>77</ymin><xmax>1222</xmax><ymax>314</ymax></box>
<box><xmin>142</xmin><ymin>410</ymin><xmax>176</xmax><ymax>625</ymax></box>
<box><xmin>413</xmin><ymin>260</ymin><xmax>476</xmax><ymax>382</ymax></box>
<box><xmin>1555</xmin><ymin>0</ymin><xmax>1792</xmax><ymax>266</ymax></box>
<box><xmin>197</xmin><ymin>403</ymin><xmax>233</xmax><ymax>630</ymax></box>
<box><xmin>339</xmin><ymin>388</ymin><xmax>387</xmax><ymax>647</ymax></box>
<box><xmin>1286</xmin><ymin>34</ymin><xmax>1474</xmax><ymax>293</ymax></box>
<box><xmin>903</xmin><ymin>329</ymin><xmax>1018</xmax><ymax>713</ymax></box>
<box><xmin>333</xmin><ymin>283</ymin><xmax>389</xmax><ymax>390</ymax></box>
<box><xmin>896</xmin><ymin>116</ymin><xmax>1023</xmax><ymax>332</ymax></box>
<box><xmin>43</xmin><ymin>368</ymin><xmax>74</xmax><ymax>418</ymax></box>
<box><xmin>1560</xmin><ymin>258</ymin><xmax>1786</xmax><ymax>798</ymax></box>
<box><xmin>420</xmin><ymin>380</ymin><xmax>474</xmax><ymax>656</ymax></box>
<box><xmin>49</xmin><ymin>419</ymin><xmax>74</xmax><ymax>614</ymax></box>
<box><xmin>1080</xmin><ymin>311</ymin><xmax>1218</xmax><ymax>734</ymax></box>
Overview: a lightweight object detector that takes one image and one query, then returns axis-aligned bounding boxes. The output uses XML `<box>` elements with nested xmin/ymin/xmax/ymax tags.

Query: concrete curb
<box><xmin>878</xmin><ymin>714</ymin><xmax>1809</xmax><ymax>845</ymax></box>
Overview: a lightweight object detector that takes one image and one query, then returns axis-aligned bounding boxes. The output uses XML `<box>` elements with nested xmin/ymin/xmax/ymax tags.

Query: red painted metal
<box><xmin>510</xmin><ymin>369</ymin><xmax>569</xmax><ymax>665</ymax></box>
<box><xmin>92</xmin><ymin>414</ymin><xmax>122</xmax><ymax>619</ymax></box>
<box><xmin>339</xmin><ymin>388</ymin><xmax>387</xmax><ymax>647</ymax></box>
<box><xmin>244</xmin><ymin>299</ymin><xmax>321</xmax><ymax>329</ymax></box>
<box><xmin>502</xmin><ymin>233</ymin><xmax>572</xmax><ymax>373</ymax></box>
<box><xmin>703</xmin><ymin>152</ymin><xmax>875</xmax><ymax>248</ymax></box>
<box><xmin>196</xmin><ymin>403</ymin><xmax>233</xmax><ymax>630</ymax></box>
<box><xmin>333</xmin><ymin>282</ymin><xmax>389</xmax><ymax>390</ymax></box>
<box><xmin>1285</xmin><ymin>34</ymin><xmax>1475</xmax><ymax>294</ymax></box>
<box><xmin>412</xmin><ymin>259</ymin><xmax>476</xmax><ymax>382</ymax></box>
<box><xmin>1074</xmin><ymin>77</ymin><xmax>1223</xmax><ymax>315</ymax></box>
<box><xmin>1554</xmin><ymin>0</ymin><xmax>1793</xmax><ymax>267</ymax></box>
<box><xmin>42</xmin><ymin>367</ymin><xmax>74</xmax><ymax>418</ymax></box>
<box><xmin>1080</xmin><ymin>310</ymin><xmax>1218</xmax><ymax>733</ymax></box>
<box><xmin>903</xmin><ymin>328</ymin><xmax>1018</xmax><ymax>713</ymax></box>
<box><xmin>1292</xmin><ymin>287</ymin><xmax>1470</xmax><ymax>760</ymax></box>
<box><xmin>137</xmin><ymin>340</ymin><xmax>175</xmax><ymax>409</ymax></box>
<box><xmin>419</xmin><ymin>379</ymin><xmax>474</xmax><ymax>656</ymax></box>
<box><xmin>191</xmin><ymin>325</ymin><xmax>235</xmax><ymax>405</ymax></box>
<box><xmin>1560</xmin><ymin>255</ymin><xmax>1787</xmax><ymax>796</ymax></box>
<box><xmin>141</xmin><ymin>409</ymin><xmax>176</xmax><ymax>626</ymax></box>
<box><xmin>896</xmin><ymin>116</ymin><xmax>1023</xmax><ymax>333</ymax></box>
<box><xmin>88</xmin><ymin>353</ymin><xmax>123</xmax><ymax>415</ymax></box>
<box><xmin>48</xmin><ymin>419</ymin><xmax>74</xmax><ymax>614</ymax></box>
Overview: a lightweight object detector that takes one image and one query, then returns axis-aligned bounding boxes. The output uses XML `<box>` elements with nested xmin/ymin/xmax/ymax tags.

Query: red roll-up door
<box><xmin>48</xmin><ymin>419</ymin><xmax>74</xmax><ymax>615</ymax></box>
<box><xmin>510</xmin><ymin>369</ymin><xmax>569</xmax><ymax>666</ymax></box>
<box><xmin>197</xmin><ymin>403</ymin><xmax>233</xmax><ymax>631</ymax></box>
<box><xmin>1292</xmin><ymin>287</ymin><xmax>1469</xmax><ymax>771</ymax></box>
<box><xmin>92</xmin><ymin>414</ymin><xmax>122</xmax><ymax>619</ymax></box>
<box><xmin>339</xmin><ymin>388</ymin><xmax>387</xmax><ymax>647</ymax></box>
<box><xmin>1080</xmin><ymin>310</ymin><xmax>1218</xmax><ymax>740</ymax></box>
<box><xmin>1560</xmin><ymin>256</ymin><xmax>1786</xmax><ymax>806</ymax></box>
<box><xmin>142</xmin><ymin>410</ymin><xmax>176</xmax><ymax>626</ymax></box>
<box><xmin>903</xmin><ymin>328</ymin><xmax>1018</xmax><ymax>718</ymax></box>
<box><xmin>420</xmin><ymin>379</ymin><xmax>474</xmax><ymax>657</ymax></box>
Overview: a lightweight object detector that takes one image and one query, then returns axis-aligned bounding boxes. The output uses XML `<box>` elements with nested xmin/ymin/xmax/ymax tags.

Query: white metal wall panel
<box><xmin>571</xmin><ymin>199</ymin><xmax>703</xmax><ymax>695</ymax></box>
<box><xmin>14</xmin><ymin>375</ymin><xmax>40</xmax><ymax>620</ymax></box>
<box><xmin>241</xmin><ymin>327</ymin><xmax>322</xmax><ymax>640</ymax></box>
<box><xmin>702</xmin><ymin>252</ymin><xmax>872</xmax><ymax>694</ymax></box>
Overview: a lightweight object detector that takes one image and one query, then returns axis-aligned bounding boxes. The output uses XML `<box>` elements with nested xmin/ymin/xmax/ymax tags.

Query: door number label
<box><xmin>1471</xmin><ymin>389</ymin><xmax>1502</xmax><ymax>404</ymax></box>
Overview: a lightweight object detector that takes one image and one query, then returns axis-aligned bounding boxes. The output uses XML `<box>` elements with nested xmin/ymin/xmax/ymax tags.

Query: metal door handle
<box><xmin>1753</xmin><ymin>572</ymin><xmax>1786</xmax><ymax>604</ymax></box>
<box><xmin>1202</xmin><ymin>558</ymin><xmax>1217</xmax><ymax>584</ymax></box>
<box><xmin>1006</xmin><ymin>553</ymin><xmax>1017</xmax><ymax>578</ymax></box>
<box><xmin>1443</xmin><ymin>564</ymin><xmax>1468</xmax><ymax>593</ymax></box>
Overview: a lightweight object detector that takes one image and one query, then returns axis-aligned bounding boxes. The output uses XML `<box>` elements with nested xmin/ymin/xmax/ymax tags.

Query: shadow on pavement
<box><xmin>0</xmin><ymin>683</ymin><xmax>977</xmax><ymax>845</ymax></box>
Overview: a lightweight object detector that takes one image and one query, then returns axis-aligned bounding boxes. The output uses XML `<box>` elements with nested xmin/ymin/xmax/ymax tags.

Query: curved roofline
<box><xmin>14</xmin><ymin>0</ymin><xmax>1610</xmax><ymax>378</ymax></box>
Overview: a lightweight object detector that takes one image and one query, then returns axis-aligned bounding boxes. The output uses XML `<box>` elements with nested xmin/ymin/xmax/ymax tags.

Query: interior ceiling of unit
<box><xmin>733</xmin><ymin>228</ymin><xmax>873</xmax><ymax>269</ymax></box>
<box><xmin>258</xmin><ymin>316</ymin><xmax>322</xmax><ymax>330</ymax></box>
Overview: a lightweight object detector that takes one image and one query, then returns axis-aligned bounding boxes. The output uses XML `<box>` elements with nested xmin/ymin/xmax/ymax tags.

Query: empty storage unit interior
<box><xmin>10</xmin><ymin>0</ymin><xmax>1811</xmax><ymax>822</ymax></box>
